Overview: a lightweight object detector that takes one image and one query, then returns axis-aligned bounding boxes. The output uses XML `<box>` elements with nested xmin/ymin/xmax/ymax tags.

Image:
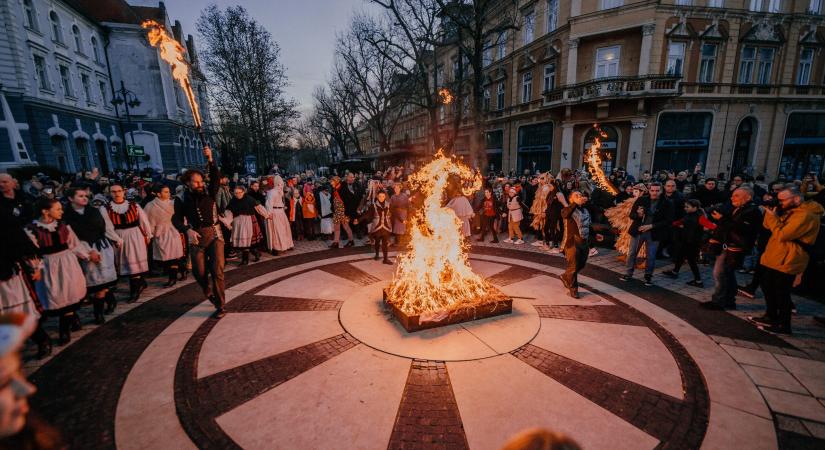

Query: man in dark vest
<box><xmin>180</xmin><ymin>147</ymin><xmax>226</xmax><ymax>319</ymax></box>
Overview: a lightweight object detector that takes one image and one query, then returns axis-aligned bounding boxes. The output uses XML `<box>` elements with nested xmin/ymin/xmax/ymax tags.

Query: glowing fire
<box><xmin>386</xmin><ymin>151</ymin><xmax>492</xmax><ymax>316</ymax></box>
<box><xmin>438</xmin><ymin>88</ymin><xmax>453</xmax><ymax>105</ymax></box>
<box><xmin>586</xmin><ymin>124</ymin><xmax>618</xmax><ymax>195</ymax></box>
<box><xmin>142</xmin><ymin>20</ymin><xmax>202</xmax><ymax>128</ymax></box>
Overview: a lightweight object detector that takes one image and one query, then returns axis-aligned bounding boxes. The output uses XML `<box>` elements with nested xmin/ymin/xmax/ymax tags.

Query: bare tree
<box><xmin>311</xmin><ymin>83</ymin><xmax>361</xmax><ymax>160</ymax></box>
<box><xmin>197</xmin><ymin>5</ymin><xmax>298</xmax><ymax>172</ymax></box>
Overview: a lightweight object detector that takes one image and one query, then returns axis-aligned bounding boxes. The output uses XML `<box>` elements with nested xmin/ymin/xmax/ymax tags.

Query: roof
<box><xmin>62</xmin><ymin>0</ymin><xmax>154</xmax><ymax>25</ymax></box>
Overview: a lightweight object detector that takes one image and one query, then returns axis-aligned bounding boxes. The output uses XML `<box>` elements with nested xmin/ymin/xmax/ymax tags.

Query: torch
<box><xmin>586</xmin><ymin>124</ymin><xmax>619</xmax><ymax>195</ymax></box>
<box><xmin>142</xmin><ymin>20</ymin><xmax>211</xmax><ymax>163</ymax></box>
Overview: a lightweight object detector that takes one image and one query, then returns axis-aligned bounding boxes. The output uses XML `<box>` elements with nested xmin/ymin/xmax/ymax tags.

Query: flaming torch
<box><xmin>586</xmin><ymin>124</ymin><xmax>618</xmax><ymax>195</ymax></box>
<box><xmin>383</xmin><ymin>151</ymin><xmax>511</xmax><ymax>332</ymax></box>
<box><xmin>438</xmin><ymin>88</ymin><xmax>454</xmax><ymax>105</ymax></box>
<box><xmin>142</xmin><ymin>20</ymin><xmax>206</xmax><ymax>151</ymax></box>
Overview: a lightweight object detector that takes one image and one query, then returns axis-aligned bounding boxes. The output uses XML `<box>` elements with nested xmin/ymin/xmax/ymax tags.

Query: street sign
<box><xmin>127</xmin><ymin>145</ymin><xmax>145</xmax><ymax>156</ymax></box>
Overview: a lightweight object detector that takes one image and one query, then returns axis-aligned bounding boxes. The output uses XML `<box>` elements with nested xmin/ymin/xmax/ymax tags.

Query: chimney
<box><xmin>172</xmin><ymin>20</ymin><xmax>183</xmax><ymax>44</ymax></box>
<box><xmin>186</xmin><ymin>35</ymin><xmax>198</xmax><ymax>65</ymax></box>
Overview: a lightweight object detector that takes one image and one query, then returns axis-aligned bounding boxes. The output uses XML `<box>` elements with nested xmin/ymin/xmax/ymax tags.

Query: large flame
<box><xmin>386</xmin><ymin>151</ymin><xmax>491</xmax><ymax>316</ymax></box>
<box><xmin>438</xmin><ymin>88</ymin><xmax>453</xmax><ymax>105</ymax></box>
<box><xmin>142</xmin><ymin>20</ymin><xmax>202</xmax><ymax>128</ymax></box>
<box><xmin>586</xmin><ymin>124</ymin><xmax>618</xmax><ymax>195</ymax></box>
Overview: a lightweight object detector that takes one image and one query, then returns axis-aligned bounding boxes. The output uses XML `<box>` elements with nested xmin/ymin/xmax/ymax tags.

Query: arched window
<box><xmin>91</xmin><ymin>36</ymin><xmax>100</xmax><ymax>63</ymax></box>
<box><xmin>72</xmin><ymin>25</ymin><xmax>84</xmax><ymax>53</ymax></box>
<box><xmin>584</xmin><ymin>125</ymin><xmax>619</xmax><ymax>174</ymax></box>
<box><xmin>24</xmin><ymin>0</ymin><xmax>38</xmax><ymax>30</ymax></box>
<box><xmin>49</xmin><ymin>11</ymin><xmax>63</xmax><ymax>44</ymax></box>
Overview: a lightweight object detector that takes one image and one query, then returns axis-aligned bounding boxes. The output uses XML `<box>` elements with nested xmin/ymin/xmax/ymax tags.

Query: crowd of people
<box><xmin>0</xmin><ymin>149</ymin><xmax>824</xmax><ymax>446</ymax></box>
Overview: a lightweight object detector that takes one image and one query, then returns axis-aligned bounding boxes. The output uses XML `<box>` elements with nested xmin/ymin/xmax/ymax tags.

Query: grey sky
<box><xmin>162</xmin><ymin>0</ymin><xmax>372</xmax><ymax>116</ymax></box>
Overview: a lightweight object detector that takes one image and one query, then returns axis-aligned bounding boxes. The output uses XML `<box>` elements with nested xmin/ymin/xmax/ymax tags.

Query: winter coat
<box><xmin>760</xmin><ymin>201</ymin><xmax>824</xmax><ymax>275</ymax></box>
<box><xmin>628</xmin><ymin>196</ymin><xmax>674</xmax><ymax>241</ymax></box>
<box><xmin>506</xmin><ymin>196</ymin><xmax>524</xmax><ymax>222</ymax></box>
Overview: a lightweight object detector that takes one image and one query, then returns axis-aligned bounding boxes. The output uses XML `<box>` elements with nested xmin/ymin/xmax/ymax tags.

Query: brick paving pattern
<box><xmin>535</xmin><ymin>304</ymin><xmax>647</xmax><ymax>326</ymax></box>
<box><xmin>388</xmin><ymin>360</ymin><xmax>469</xmax><ymax>450</ymax></box>
<box><xmin>485</xmin><ymin>265</ymin><xmax>542</xmax><ymax>287</ymax></box>
<box><xmin>512</xmin><ymin>344</ymin><xmax>708</xmax><ymax>448</ymax></box>
<box><xmin>225</xmin><ymin>295</ymin><xmax>343</xmax><ymax>313</ymax></box>
<box><xmin>319</xmin><ymin>261</ymin><xmax>382</xmax><ymax>286</ymax></box>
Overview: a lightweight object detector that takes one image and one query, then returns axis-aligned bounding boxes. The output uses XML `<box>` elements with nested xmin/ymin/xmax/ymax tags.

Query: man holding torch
<box><xmin>180</xmin><ymin>146</ymin><xmax>226</xmax><ymax>319</ymax></box>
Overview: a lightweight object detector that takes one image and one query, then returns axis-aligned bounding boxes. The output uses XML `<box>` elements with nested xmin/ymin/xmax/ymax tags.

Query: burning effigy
<box><xmin>383</xmin><ymin>151</ymin><xmax>511</xmax><ymax>332</ymax></box>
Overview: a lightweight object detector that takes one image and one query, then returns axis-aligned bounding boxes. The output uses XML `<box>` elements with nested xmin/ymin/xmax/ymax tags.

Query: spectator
<box><xmin>620</xmin><ymin>182</ymin><xmax>674</xmax><ymax>286</ymax></box>
<box><xmin>662</xmin><ymin>199</ymin><xmax>716</xmax><ymax>287</ymax></box>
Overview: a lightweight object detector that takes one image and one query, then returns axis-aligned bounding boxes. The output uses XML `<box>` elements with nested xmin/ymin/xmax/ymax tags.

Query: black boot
<box><xmin>252</xmin><ymin>249</ymin><xmax>261</xmax><ymax>262</ymax></box>
<box><xmin>58</xmin><ymin>315</ymin><xmax>71</xmax><ymax>345</ymax></box>
<box><xmin>240</xmin><ymin>250</ymin><xmax>249</xmax><ymax>266</ymax></box>
<box><xmin>33</xmin><ymin>325</ymin><xmax>52</xmax><ymax>359</ymax></box>
<box><xmin>93</xmin><ymin>299</ymin><xmax>105</xmax><ymax>325</ymax></box>
<box><xmin>164</xmin><ymin>266</ymin><xmax>178</xmax><ymax>287</ymax></box>
<box><xmin>70</xmin><ymin>312</ymin><xmax>82</xmax><ymax>332</ymax></box>
<box><xmin>127</xmin><ymin>278</ymin><xmax>138</xmax><ymax>303</ymax></box>
<box><xmin>104</xmin><ymin>290</ymin><xmax>117</xmax><ymax>314</ymax></box>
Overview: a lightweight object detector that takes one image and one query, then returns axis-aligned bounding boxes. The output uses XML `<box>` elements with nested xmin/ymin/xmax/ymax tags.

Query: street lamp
<box><xmin>111</xmin><ymin>80</ymin><xmax>141</xmax><ymax>171</ymax></box>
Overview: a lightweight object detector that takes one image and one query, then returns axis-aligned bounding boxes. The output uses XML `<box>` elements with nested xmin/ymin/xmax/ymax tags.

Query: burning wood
<box><xmin>586</xmin><ymin>124</ymin><xmax>618</xmax><ymax>195</ymax></box>
<box><xmin>385</xmin><ymin>151</ymin><xmax>509</xmax><ymax>327</ymax></box>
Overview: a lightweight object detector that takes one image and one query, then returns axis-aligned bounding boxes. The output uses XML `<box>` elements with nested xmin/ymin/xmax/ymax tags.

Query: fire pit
<box><xmin>383</xmin><ymin>151</ymin><xmax>513</xmax><ymax>333</ymax></box>
<box><xmin>383</xmin><ymin>288</ymin><xmax>512</xmax><ymax>333</ymax></box>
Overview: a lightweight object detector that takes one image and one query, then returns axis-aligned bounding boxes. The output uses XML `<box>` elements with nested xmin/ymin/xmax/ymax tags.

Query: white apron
<box><xmin>265</xmin><ymin>188</ymin><xmax>294</xmax><ymax>251</ymax></box>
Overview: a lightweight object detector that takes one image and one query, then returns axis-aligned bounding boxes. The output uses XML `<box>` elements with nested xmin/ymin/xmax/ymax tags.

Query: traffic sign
<box><xmin>127</xmin><ymin>145</ymin><xmax>145</xmax><ymax>156</ymax></box>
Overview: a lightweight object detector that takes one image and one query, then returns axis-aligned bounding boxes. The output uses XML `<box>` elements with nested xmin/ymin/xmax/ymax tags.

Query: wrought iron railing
<box><xmin>542</xmin><ymin>74</ymin><xmax>682</xmax><ymax>106</ymax></box>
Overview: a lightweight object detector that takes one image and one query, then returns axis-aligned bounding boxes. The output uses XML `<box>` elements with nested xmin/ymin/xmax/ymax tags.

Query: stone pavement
<box><xmin>21</xmin><ymin>237</ymin><xmax>825</xmax><ymax>449</ymax></box>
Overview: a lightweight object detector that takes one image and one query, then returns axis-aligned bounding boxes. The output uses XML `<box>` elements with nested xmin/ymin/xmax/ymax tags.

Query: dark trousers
<box><xmin>711</xmin><ymin>250</ymin><xmax>744</xmax><ymax>307</ymax></box>
<box><xmin>561</xmin><ymin>242</ymin><xmax>589</xmax><ymax>289</ymax></box>
<box><xmin>761</xmin><ymin>267</ymin><xmax>795</xmax><ymax>329</ymax></box>
<box><xmin>302</xmin><ymin>218</ymin><xmax>316</xmax><ymax>240</ymax></box>
<box><xmin>479</xmin><ymin>215</ymin><xmax>498</xmax><ymax>241</ymax></box>
<box><xmin>672</xmin><ymin>243</ymin><xmax>701</xmax><ymax>280</ymax></box>
<box><xmin>373</xmin><ymin>230</ymin><xmax>390</xmax><ymax>260</ymax></box>
<box><xmin>190</xmin><ymin>229</ymin><xmax>225</xmax><ymax>309</ymax></box>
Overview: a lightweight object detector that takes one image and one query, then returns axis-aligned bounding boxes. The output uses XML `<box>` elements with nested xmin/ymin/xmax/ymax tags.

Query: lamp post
<box><xmin>111</xmin><ymin>80</ymin><xmax>141</xmax><ymax>171</ymax></box>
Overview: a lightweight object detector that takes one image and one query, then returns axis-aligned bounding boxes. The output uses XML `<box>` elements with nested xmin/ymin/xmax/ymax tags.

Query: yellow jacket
<box><xmin>760</xmin><ymin>200</ymin><xmax>824</xmax><ymax>275</ymax></box>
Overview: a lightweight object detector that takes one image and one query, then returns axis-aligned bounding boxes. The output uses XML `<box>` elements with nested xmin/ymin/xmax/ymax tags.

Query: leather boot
<box><xmin>58</xmin><ymin>315</ymin><xmax>71</xmax><ymax>345</ymax></box>
<box><xmin>93</xmin><ymin>299</ymin><xmax>105</xmax><ymax>325</ymax></box>
<box><xmin>104</xmin><ymin>290</ymin><xmax>117</xmax><ymax>314</ymax></box>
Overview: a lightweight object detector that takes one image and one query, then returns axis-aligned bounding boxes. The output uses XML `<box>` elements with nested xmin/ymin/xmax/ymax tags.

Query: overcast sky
<box><xmin>160</xmin><ymin>0</ymin><xmax>373</xmax><ymax>116</ymax></box>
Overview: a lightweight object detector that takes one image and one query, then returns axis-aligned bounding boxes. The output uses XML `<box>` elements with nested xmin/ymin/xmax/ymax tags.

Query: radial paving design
<box><xmin>28</xmin><ymin>246</ymin><xmax>805</xmax><ymax>450</ymax></box>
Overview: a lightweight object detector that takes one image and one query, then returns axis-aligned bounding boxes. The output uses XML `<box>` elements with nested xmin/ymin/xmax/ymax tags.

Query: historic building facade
<box><xmin>376</xmin><ymin>0</ymin><xmax>825</xmax><ymax>180</ymax></box>
<box><xmin>0</xmin><ymin>0</ymin><xmax>210</xmax><ymax>174</ymax></box>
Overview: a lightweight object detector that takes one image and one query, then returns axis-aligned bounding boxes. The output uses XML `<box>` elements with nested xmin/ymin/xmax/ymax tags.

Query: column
<box><xmin>638</xmin><ymin>24</ymin><xmax>655</xmax><ymax>76</ymax></box>
<box><xmin>627</xmin><ymin>119</ymin><xmax>647</xmax><ymax>177</ymax></box>
<box><xmin>566</xmin><ymin>39</ymin><xmax>579</xmax><ymax>86</ymax></box>
<box><xmin>570</xmin><ymin>0</ymin><xmax>581</xmax><ymax>16</ymax></box>
<box><xmin>560</xmin><ymin>123</ymin><xmax>574</xmax><ymax>170</ymax></box>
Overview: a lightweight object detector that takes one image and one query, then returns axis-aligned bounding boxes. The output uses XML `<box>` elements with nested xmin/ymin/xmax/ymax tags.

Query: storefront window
<box><xmin>653</xmin><ymin>112</ymin><xmax>713</xmax><ymax>172</ymax></box>
<box><xmin>780</xmin><ymin>113</ymin><xmax>825</xmax><ymax>179</ymax></box>
<box><xmin>517</xmin><ymin>122</ymin><xmax>553</xmax><ymax>173</ymax></box>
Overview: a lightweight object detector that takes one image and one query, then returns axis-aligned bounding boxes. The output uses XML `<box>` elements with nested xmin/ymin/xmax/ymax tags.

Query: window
<box><xmin>810</xmin><ymin>0</ymin><xmax>824</xmax><ymax>14</ymax></box>
<box><xmin>452</xmin><ymin>58</ymin><xmax>460</xmax><ymax>80</ymax></box>
<box><xmin>24</xmin><ymin>0</ymin><xmax>38</xmax><ymax>30</ymax></box>
<box><xmin>675</xmin><ymin>0</ymin><xmax>692</xmax><ymax>4</ymax></box>
<box><xmin>497</xmin><ymin>31</ymin><xmax>507</xmax><ymax>59</ymax></box>
<box><xmin>81</xmin><ymin>73</ymin><xmax>91</xmax><ymax>102</ymax></box>
<box><xmin>33</xmin><ymin>55</ymin><xmax>49</xmax><ymax>90</ymax></box>
<box><xmin>739</xmin><ymin>46</ymin><xmax>756</xmax><ymax>83</ymax></box>
<box><xmin>49</xmin><ymin>11</ymin><xmax>63</xmax><ymax>44</ymax></box>
<box><xmin>698</xmin><ymin>43</ymin><xmax>717</xmax><ymax>83</ymax></box>
<box><xmin>483</xmin><ymin>88</ymin><xmax>491</xmax><ymax>111</ymax></box>
<box><xmin>756</xmin><ymin>48</ymin><xmax>774</xmax><ymax>84</ymax></box>
<box><xmin>98</xmin><ymin>81</ymin><xmax>108</xmax><ymax>104</ymax></box>
<box><xmin>523</xmin><ymin>11</ymin><xmax>535</xmax><ymax>45</ymax></box>
<box><xmin>547</xmin><ymin>0</ymin><xmax>558</xmax><ymax>33</ymax></box>
<box><xmin>600</xmin><ymin>0</ymin><xmax>624</xmax><ymax>9</ymax></box>
<box><xmin>72</xmin><ymin>25</ymin><xmax>84</xmax><ymax>54</ymax></box>
<box><xmin>767</xmin><ymin>0</ymin><xmax>781</xmax><ymax>12</ymax></box>
<box><xmin>749</xmin><ymin>0</ymin><xmax>761</xmax><ymax>10</ymax></box>
<box><xmin>462</xmin><ymin>96</ymin><xmax>470</xmax><ymax>116</ymax></box>
<box><xmin>483</xmin><ymin>40</ymin><xmax>492</xmax><ymax>67</ymax></box>
<box><xmin>666</xmin><ymin>42</ymin><xmax>686</xmax><ymax>76</ymax></box>
<box><xmin>59</xmin><ymin>65</ymin><xmax>72</xmax><ymax>96</ymax></box>
<box><xmin>91</xmin><ymin>37</ymin><xmax>100</xmax><ymax>63</ymax></box>
<box><xmin>497</xmin><ymin>81</ymin><xmax>505</xmax><ymax>110</ymax></box>
<box><xmin>543</xmin><ymin>63</ymin><xmax>556</xmax><ymax>91</ymax></box>
<box><xmin>708</xmin><ymin>0</ymin><xmax>724</xmax><ymax>6</ymax></box>
<box><xmin>797</xmin><ymin>48</ymin><xmax>814</xmax><ymax>85</ymax></box>
<box><xmin>595</xmin><ymin>46</ymin><xmax>620</xmax><ymax>78</ymax></box>
<box><xmin>435</xmin><ymin>65</ymin><xmax>444</xmax><ymax>88</ymax></box>
<box><xmin>76</xmin><ymin>139</ymin><xmax>90</xmax><ymax>171</ymax></box>
<box><xmin>522</xmin><ymin>72</ymin><xmax>533</xmax><ymax>103</ymax></box>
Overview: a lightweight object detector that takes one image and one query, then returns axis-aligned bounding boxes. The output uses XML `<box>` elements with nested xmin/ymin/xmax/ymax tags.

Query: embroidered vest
<box><xmin>107</xmin><ymin>201</ymin><xmax>140</xmax><ymax>229</ymax></box>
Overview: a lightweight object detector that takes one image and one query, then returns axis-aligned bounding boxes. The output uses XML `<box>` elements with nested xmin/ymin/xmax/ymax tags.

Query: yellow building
<box><xmin>377</xmin><ymin>0</ymin><xmax>825</xmax><ymax>180</ymax></box>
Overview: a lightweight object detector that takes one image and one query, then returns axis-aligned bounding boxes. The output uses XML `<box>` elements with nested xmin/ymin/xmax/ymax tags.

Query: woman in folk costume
<box><xmin>605</xmin><ymin>182</ymin><xmax>647</xmax><ymax>263</ymax></box>
<box><xmin>63</xmin><ymin>188</ymin><xmax>120</xmax><ymax>324</ymax></box>
<box><xmin>25</xmin><ymin>198</ymin><xmax>91</xmax><ymax>345</ymax></box>
<box><xmin>389</xmin><ymin>183</ymin><xmax>410</xmax><ymax>245</ymax></box>
<box><xmin>354</xmin><ymin>190</ymin><xmax>394</xmax><ymax>264</ymax></box>
<box><xmin>225</xmin><ymin>186</ymin><xmax>268</xmax><ymax>265</ymax></box>
<box><xmin>106</xmin><ymin>184</ymin><xmax>153</xmax><ymax>302</ymax></box>
<box><xmin>318</xmin><ymin>185</ymin><xmax>334</xmax><ymax>238</ymax></box>
<box><xmin>329</xmin><ymin>176</ymin><xmax>355</xmax><ymax>248</ymax></box>
<box><xmin>0</xmin><ymin>209</ymin><xmax>52</xmax><ymax>358</ymax></box>
<box><xmin>264</xmin><ymin>175</ymin><xmax>293</xmax><ymax>253</ymax></box>
<box><xmin>301</xmin><ymin>190</ymin><xmax>317</xmax><ymax>241</ymax></box>
<box><xmin>144</xmin><ymin>185</ymin><xmax>186</xmax><ymax>287</ymax></box>
<box><xmin>530</xmin><ymin>174</ymin><xmax>552</xmax><ymax>247</ymax></box>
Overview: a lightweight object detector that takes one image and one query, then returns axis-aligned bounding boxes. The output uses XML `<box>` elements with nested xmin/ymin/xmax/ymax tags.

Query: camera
<box><xmin>762</xmin><ymin>196</ymin><xmax>779</xmax><ymax>209</ymax></box>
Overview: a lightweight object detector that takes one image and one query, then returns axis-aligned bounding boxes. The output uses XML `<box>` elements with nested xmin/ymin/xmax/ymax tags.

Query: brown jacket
<box><xmin>760</xmin><ymin>200</ymin><xmax>824</xmax><ymax>275</ymax></box>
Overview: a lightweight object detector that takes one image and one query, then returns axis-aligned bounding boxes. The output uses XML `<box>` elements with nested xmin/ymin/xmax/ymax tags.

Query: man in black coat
<box><xmin>620</xmin><ymin>182</ymin><xmax>674</xmax><ymax>286</ymax></box>
<box><xmin>703</xmin><ymin>187</ymin><xmax>762</xmax><ymax>310</ymax></box>
<box><xmin>692</xmin><ymin>178</ymin><xmax>725</xmax><ymax>207</ymax></box>
<box><xmin>340</xmin><ymin>173</ymin><xmax>363</xmax><ymax>240</ymax></box>
<box><xmin>659</xmin><ymin>179</ymin><xmax>685</xmax><ymax>258</ymax></box>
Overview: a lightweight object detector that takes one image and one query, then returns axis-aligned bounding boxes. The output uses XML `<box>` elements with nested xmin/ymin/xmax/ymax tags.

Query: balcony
<box><xmin>681</xmin><ymin>83</ymin><xmax>825</xmax><ymax>97</ymax></box>
<box><xmin>543</xmin><ymin>75</ymin><xmax>682</xmax><ymax>107</ymax></box>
